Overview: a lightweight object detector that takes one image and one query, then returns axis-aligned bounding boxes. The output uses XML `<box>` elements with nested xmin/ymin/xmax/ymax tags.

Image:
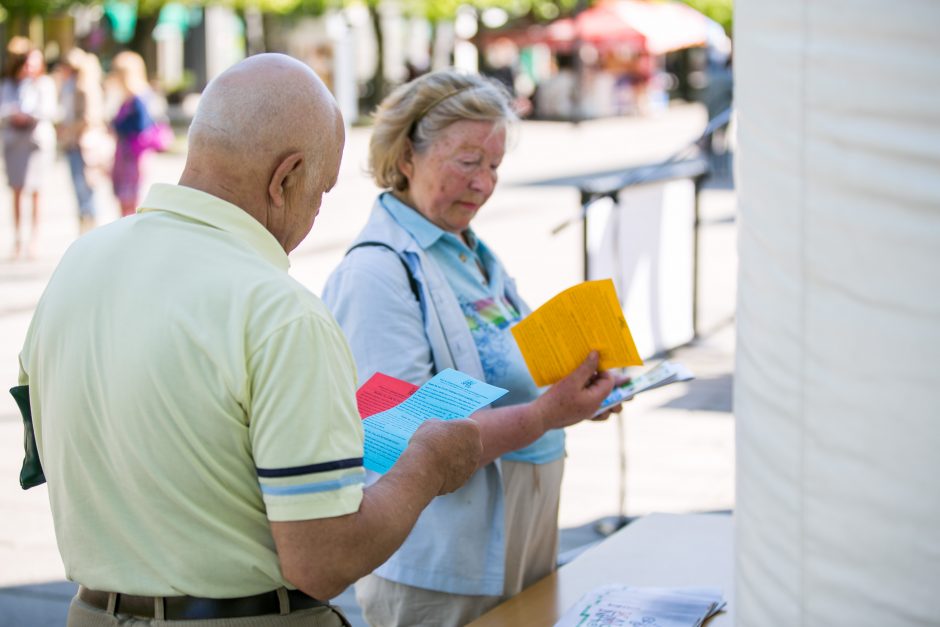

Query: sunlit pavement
<box><xmin>0</xmin><ymin>103</ymin><xmax>735</xmax><ymax>626</ymax></box>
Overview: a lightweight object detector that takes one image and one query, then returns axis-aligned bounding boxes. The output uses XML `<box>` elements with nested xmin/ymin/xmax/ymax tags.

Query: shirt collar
<box><xmin>379</xmin><ymin>191</ymin><xmax>479</xmax><ymax>252</ymax></box>
<box><xmin>138</xmin><ymin>183</ymin><xmax>290</xmax><ymax>271</ymax></box>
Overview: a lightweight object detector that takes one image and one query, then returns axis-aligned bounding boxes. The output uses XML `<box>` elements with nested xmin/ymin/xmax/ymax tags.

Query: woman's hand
<box><xmin>467</xmin><ymin>355</ymin><xmax>627</xmax><ymax>466</ymax></box>
<box><xmin>590</xmin><ymin>374</ymin><xmax>632</xmax><ymax>421</ymax></box>
<box><xmin>533</xmin><ymin>352</ymin><xmax>616</xmax><ymax>431</ymax></box>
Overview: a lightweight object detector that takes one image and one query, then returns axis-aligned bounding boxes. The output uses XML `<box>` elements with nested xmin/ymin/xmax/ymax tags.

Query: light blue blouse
<box><xmin>381</xmin><ymin>194</ymin><xmax>564</xmax><ymax>464</ymax></box>
<box><xmin>322</xmin><ymin>195</ymin><xmax>564</xmax><ymax>595</ymax></box>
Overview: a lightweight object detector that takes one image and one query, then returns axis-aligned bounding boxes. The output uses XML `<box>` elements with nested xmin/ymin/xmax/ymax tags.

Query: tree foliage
<box><xmin>134</xmin><ymin>0</ymin><xmax>319</xmax><ymax>16</ymax></box>
<box><xmin>399</xmin><ymin>0</ymin><xmax>580</xmax><ymax>23</ymax></box>
<box><xmin>678</xmin><ymin>0</ymin><xmax>732</xmax><ymax>35</ymax></box>
<box><xmin>2</xmin><ymin>0</ymin><xmax>93</xmax><ymax>20</ymax></box>
<box><xmin>2</xmin><ymin>0</ymin><xmax>70</xmax><ymax>14</ymax></box>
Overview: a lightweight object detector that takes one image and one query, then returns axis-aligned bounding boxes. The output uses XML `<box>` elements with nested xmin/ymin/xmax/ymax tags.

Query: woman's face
<box><xmin>23</xmin><ymin>51</ymin><xmax>43</xmax><ymax>77</ymax></box>
<box><xmin>398</xmin><ymin>119</ymin><xmax>506</xmax><ymax>235</ymax></box>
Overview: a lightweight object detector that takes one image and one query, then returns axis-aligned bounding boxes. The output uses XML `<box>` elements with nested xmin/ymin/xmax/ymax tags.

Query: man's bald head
<box><xmin>180</xmin><ymin>54</ymin><xmax>345</xmax><ymax>251</ymax></box>
<box><xmin>188</xmin><ymin>54</ymin><xmax>339</xmax><ymax>168</ymax></box>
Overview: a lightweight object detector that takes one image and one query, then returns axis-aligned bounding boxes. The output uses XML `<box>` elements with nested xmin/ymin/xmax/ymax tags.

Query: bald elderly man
<box><xmin>15</xmin><ymin>54</ymin><xmax>481</xmax><ymax>626</ymax></box>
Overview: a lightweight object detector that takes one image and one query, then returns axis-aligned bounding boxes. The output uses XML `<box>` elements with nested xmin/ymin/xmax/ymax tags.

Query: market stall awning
<box><xmin>605</xmin><ymin>0</ymin><xmax>709</xmax><ymax>54</ymax></box>
<box><xmin>526</xmin><ymin>0</ymin><xmax>709</xmax><ymax>55</ymax></box>
<box><xmin>544</xmin><ymin>4</ymin><xmax>646</xmax><ymax>52</ymax></box>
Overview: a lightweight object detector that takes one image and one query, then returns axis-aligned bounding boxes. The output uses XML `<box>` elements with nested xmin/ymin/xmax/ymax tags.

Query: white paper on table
<box><xmin>554</xmin><ymin>585</ymin><xmax>725</xmax><ymax>627</ymax></box>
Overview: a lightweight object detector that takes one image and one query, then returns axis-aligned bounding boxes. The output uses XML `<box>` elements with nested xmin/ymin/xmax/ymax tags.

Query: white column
<box><xmin>735</xmin><ymin>1</ymin><xmax>940</xmax><ymax>625</ymax></box>
<box><xmin>204</xmin><ymin>6</ymin><xmax>245</xmax><ymax>82</ymax></box>
<box><xmin>327</xmin><ymin>12</ymin><xmax>358</xmax><ymax>127</ymax></box>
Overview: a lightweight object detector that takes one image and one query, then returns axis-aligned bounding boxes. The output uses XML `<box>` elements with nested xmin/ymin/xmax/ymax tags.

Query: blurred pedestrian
<box><xmin>534</xmin><ymin>53</ymin><xmax>576</xmax><ymax>120</ymax></box>
<box><xmin>701</xmin><ymin>54</ymin><xmax>734</xmax><ymax>178</ymax></box>
<box><xmin>57</xmin><ymin>48</ymin><xmax>111</xmax><ymax>234</ymax></box>
<box><xmin>108</xmin><ymin>50</ymin><xmax>168</xmax><ymax>217</ymax></box>
<box><xmin>1</xmin><ymin>44</ymin><xmax>57</xmax><ymax>259</ymax></box>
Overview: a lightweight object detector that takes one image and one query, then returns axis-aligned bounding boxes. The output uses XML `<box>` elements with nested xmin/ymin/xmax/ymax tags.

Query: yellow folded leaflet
<box><xmin>511</xmin><ymin>279</ymin><xmax>642</xmax><ymax>386</ymax></box>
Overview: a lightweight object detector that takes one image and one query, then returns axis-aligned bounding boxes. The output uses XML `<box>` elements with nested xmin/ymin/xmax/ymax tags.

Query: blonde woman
<box><xmin>323</xmin><ymin>70</ymin><xmax>623</xmax><ymax>626</ymax></box>
<box><xmin>109</xmin><ymin>51</ymin><xmax>162</xmax><ymax>217</ymax></box>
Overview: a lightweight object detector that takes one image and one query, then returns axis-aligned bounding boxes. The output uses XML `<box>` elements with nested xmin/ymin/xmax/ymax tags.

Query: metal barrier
<box><xmin>545</xmin><ymin>109</ymin><xmax>733</xmax><ymax>534</ymax></box>
<box><xmin>552</xmin><ymin>107</ymin><xmax>732</xmax><ymax>350</ymax></box>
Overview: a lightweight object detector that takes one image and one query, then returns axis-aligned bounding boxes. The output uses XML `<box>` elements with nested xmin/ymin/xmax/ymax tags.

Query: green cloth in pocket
<box><xmin>10</xmin><ymin>385</ymin><xmax>45</xmax><ymax>489</ymax></box>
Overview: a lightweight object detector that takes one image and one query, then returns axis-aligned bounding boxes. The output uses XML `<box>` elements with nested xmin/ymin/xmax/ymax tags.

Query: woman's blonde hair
<box><xmin>110</xmin><ymin>50</ymin><xmax>149</xmax><ymax>95</ymax></box>
<box><xmin>62</xmin><ymin>47</ymin><xmax>87</xmax><ymax>72</ymax></box>
<box><xmin>369</xmin><ymin>69</ymin><xmax>516</xmax><ymax>191</ymax></box>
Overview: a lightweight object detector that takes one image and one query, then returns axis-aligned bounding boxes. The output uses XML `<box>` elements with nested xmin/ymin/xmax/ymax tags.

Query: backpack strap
<box><xmin>346</xmin><ymin>241</ymin><xmax>421</xmax><ymax>302</ymax></box>
<box><xmin>345</xmin><ymin>241</ymin><xmax>455</xmax><ymax>374</ymax></box>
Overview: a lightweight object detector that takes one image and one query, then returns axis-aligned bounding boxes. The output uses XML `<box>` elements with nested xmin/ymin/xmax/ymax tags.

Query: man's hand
<box><xmin>533</xmin><ymin>352</ymin><xmax>616</xmax><ymax>431</ymax></box>
<box><xmin>407</xmin><ymin>418</ymin><xmax>482</xmax><ymax>495</ymax></box>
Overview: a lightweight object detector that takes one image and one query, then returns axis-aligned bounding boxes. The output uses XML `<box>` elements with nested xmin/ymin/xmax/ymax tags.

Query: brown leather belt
<box><xmin>78</xmin><ymin>585</ymin><xmax>326</xmax><ymax>620</ymax></box>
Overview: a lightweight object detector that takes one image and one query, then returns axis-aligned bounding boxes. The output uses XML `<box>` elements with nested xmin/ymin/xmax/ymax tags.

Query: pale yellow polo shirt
<box><xmin>17</xmin><ymin>183</ymin><xmax>365</xmax><ymax>597</ymax></box>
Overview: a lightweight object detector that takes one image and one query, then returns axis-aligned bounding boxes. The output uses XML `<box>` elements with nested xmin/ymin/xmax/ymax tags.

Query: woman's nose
<box><xmin>469</xmin><ymin>168</ymin><xmax>496</xmax><ymax>194</ymax></box>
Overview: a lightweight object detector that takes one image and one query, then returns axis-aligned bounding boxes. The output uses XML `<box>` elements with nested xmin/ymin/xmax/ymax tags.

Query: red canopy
<box><xmin>544</xmin><ymin>4</ymin><xmax>646</xmax><ymax>52</ymax></box>
<box><xmin>537</xmin><ymin>0</ymin><xmax>709</xmax><ymax>55</ymax></box>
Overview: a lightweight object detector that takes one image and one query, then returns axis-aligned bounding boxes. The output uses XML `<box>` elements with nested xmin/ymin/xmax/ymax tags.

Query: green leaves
<box><xmin>680</xmin><ymin>0</ymin><xmax>732</xmax><ymax>35</ymax></box>
<box><xmin>2</xmin><ymin>0</ymin><xmax>89</xmax><ymax>18</ymax></box>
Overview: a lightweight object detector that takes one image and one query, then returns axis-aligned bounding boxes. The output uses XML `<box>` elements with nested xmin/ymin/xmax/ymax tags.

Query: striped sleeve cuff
<box><xmin>257</xmin><ymin>457</ymin><xmax>366</xmax><ymax>521</ymax></box>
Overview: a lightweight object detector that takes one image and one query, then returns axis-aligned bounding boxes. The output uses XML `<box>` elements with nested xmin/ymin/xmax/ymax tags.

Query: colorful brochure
<box><xmin>555</xmin><ymin>585</ymin><xmax>725</xmax><ymax>627</ymax></box>
<box><xmin>511</xmin><ymin>279</ymin><xmax>643</xmax><ymax>386</ymax></box>
<box><xmin>361</xmin><ymin>369</ymin><xmax>507</xmax><ymax>474</ymax></box>
<box><xmin>594</xmin><ymin>361</ymin><xmax>695</xmax><ymax>417</ymax></box>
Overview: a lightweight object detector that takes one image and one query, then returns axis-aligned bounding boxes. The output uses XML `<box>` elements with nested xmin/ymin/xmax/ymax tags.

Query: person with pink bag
<box><xmin>108</xmin><ymin>51</ymin><xmax>172</xmax><ymax>217</ymax></box>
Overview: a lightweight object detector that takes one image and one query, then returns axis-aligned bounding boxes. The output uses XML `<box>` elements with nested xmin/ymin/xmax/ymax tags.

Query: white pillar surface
<box><xmin>734</xmin><ymin>1</ymin><xmax>940</xmax><ymax>625</ymax></box>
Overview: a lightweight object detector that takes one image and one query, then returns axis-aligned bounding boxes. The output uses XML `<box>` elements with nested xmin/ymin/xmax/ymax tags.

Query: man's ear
<box><xmin>268</xmin><ymin>152</ymin><xmax>304</xmax><ymax>208</ymax></box>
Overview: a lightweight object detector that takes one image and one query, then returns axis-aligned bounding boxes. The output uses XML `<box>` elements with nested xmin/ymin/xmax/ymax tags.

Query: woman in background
<box><xmin>1</xmin><ymin>43</ymin><xmax>57</xmax><ymax>259</ymax></box>
<box><xmin>57</xmin><ymin>47</ymin><xmax>110</xmax><ymax>234</ymax></box>
<box><xmin>109</xmin><ymin>50</ymin><xmax>161</xmax><ymax>217</ymax></box>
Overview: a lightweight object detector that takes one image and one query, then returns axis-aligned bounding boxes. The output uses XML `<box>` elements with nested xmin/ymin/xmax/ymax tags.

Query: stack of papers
<box><xmin>357</xmin><ymin>369</ymin><xmax>507</xmax><ymax>474</ymax></box>
<box><xmin>555</xmin><ymin>585</ymin><xmax>725</xmax><ymax>627</ymax></box>
<box><xmin>594</xmin><ymin>361</ymin><xmax>695</xmax><ymax>416</ymax></box>
<box><xmin>356</xmin><ymin>372</ymin><xmax>418</xmax><ymax>419</ymax></box>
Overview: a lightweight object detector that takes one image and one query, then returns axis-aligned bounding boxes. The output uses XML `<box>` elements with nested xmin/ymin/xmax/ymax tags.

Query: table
<box><xmin>468</xmin><ymin>512</ymin><xmax>733</xmax><ymax>626</ymax></box>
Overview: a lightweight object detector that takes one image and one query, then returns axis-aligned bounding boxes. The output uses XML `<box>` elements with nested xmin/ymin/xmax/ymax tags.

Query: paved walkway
<box><xmin>0</xmin><ymin>103</ymin><xmax>736</xmax><ymax>626</ymax></box>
